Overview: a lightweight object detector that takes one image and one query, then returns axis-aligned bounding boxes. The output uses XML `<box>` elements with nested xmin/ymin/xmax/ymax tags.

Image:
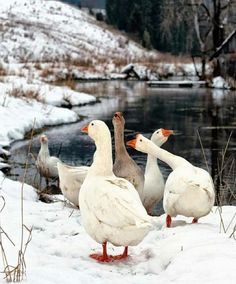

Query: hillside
<box><xmin>0</xmin><ymin>0</ymin><xmax>159</xmax><ymax>81</ymax></box>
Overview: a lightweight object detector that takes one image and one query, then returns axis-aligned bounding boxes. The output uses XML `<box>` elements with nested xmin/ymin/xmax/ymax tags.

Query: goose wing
<box><xmin>85</xmin><ymin>176</ymin><xmax>152</xmax><ymax>228</ymax></box>
<box><xmin>165</xmin><ymin>167</ymin><xmax>214</xmax><ymax>206</ymax></box>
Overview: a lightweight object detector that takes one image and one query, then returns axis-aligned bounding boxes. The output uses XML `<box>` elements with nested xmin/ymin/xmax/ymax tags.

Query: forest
<box><xmin>105</xmin><ymin>0</ymin><xmax>200</xmax><ymax>54</ymax></box>
<box><xmin>106</xmin><ymin>0</ymin><xmax>236</xmax><ymax>78</ymax></box>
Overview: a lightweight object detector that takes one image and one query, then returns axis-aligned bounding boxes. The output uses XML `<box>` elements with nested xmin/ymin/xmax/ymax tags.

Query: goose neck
<box><xmin>114</xmin><ymin>124</ymin><xmax>128</xmax><ymax>156</ymax></box>
<box><xmin>146</xmin><ymin>153</ymin><xmax>158</xmax><ymax>168</ymax></box>
<box><xmin>147</xmin><ymin>142</ymin><xmax>184</xmax><ymax>170</ymax></box>
<box><xmin>90</xmin><ymin>136</ymin><xmax>113</xmax><ymax>176</ymax></box>
<box><xmin>39</xmin><ymin>143</ymin><xmax>50</xmax><ymax>158</ymax></box>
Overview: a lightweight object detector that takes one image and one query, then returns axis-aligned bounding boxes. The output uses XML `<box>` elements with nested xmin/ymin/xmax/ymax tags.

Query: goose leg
<box><xmin>192</xmin><ymin>217</ymin><xmax>198</xmax><ymax>224</ymax></box>
<box><xmin>166</xmin><ymin>214</ymin><xmax>172</xmax><ymax>227</ymax></box>
<box><xmin>112</xmin><ymin>246</ymin><xmax>129</xmax><ymax>260</ymax></box>
<box><xmin>90</xmin><ymin>242</ymin><xmax>114</xmax><ymax>262</ymax></box>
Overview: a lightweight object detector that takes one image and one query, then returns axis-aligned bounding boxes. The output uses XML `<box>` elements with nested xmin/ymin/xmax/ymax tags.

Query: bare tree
<box><xmin>189</xmin><ymin>0</ymin><xmax>235</xmax><ymax>79</ymax></box>
<box><xmin>160</xmin><ymin>1</ymin><xmax>235</xmax><ymax>79</ymax></box>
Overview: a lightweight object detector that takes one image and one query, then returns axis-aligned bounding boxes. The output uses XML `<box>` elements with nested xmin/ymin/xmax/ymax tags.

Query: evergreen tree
<box><xmin>142</xmin><ymin>29</ymin><xmax>152</xmax><ymax>49</ymax></box>
<box><xmin>106</xmin><ymin>0</ymin><xmax>119</xmax><ymax>25</ymax></box>
<box><xmin>105</xmin><ymin>0</ymin><xmax>199</xmax><ymax>54</ymax></box>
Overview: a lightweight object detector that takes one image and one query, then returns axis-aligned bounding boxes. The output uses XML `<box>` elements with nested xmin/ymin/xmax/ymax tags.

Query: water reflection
<box><xmin>8</xmin><ymin>81</ymin><xmax>236</xmax><ymax>207</ymax></box>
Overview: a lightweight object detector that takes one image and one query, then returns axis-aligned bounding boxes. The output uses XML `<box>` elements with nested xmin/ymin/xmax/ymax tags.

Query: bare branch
<box><xmin>200</xmin><ymin>3</ymin><xmax>212</xmax><ymax>19</ymax></box>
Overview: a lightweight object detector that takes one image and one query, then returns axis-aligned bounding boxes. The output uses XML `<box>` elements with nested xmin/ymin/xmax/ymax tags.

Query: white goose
<box><xmin>57</xmin><ymin>162</ymin><xmax>88</xmax><ymax>207</ymax></box>
<box><xmin>143</xmin><ymin>128</ymin><xmax>173</xmax><ymax>215</ymax></box>
<box><xmin>36</xmin><ymin>134</ymin><xmax>61</xmax><ymax>187</ymax></box>
<box><xmin>127</xmin><ymin>134</ymin><xmax>215</xmax><ymax>227</ymax></box>
<box><xmin>79</xmin><ymin>120</ymin><xmax>155</xmax><ymax>262</ymax></box>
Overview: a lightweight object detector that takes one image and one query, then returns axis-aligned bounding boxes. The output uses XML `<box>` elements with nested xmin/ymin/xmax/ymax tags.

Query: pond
<box><xmin>8</xmin><ymin>81</ymin><xmax>236</xmax><ymax>212</ymax></box>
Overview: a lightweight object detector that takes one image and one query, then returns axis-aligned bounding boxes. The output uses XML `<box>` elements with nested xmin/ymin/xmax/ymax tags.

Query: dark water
<box><xmin>8</xmin><ymin>81</ymin><xmax>236</xmax><ymax>207</ymax></box>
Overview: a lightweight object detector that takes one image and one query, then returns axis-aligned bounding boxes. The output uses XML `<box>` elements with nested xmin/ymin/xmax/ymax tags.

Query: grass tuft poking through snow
<box><xmin>0</xmin><ymin>125</ymin><xmax>35</xmax><ymax>282</ymax></box>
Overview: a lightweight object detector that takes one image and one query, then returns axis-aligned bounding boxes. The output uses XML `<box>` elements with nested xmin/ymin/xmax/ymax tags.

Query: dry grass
<box><xmin>0</xmin><ymin>62</ymin><xmax>8</xmax><ymax>76</ymax></box>
<box><xmin>63</xmin><ymin>56</ymin><xmax>93</xmax><ymax>69</ymax></box>
<box><xmin>197</xmin><ymin>129</ymin><xmax>236</xmax><ymax>238</ymax></box>
<box><xmin>41</xmin><ymin>67</ymin><xmax>55</xmax><ymax>78</ymax></box>
<box><xmin>33</xmin><ymin>61</ymin><xmax>42</xmax><ymax>70</ymax></box>
<box><xmin>0</xmin><ymin>68</ymin><xmax>7</xmax><ymax>76</ymax></box>
<box><xmin>111</xmin><ymin>57</ymin><xmax>129</xmax><ymax>67</ymax></box>
<box><xmin>0</xmin><ymin>124</ymin><xmax>35</xmax><ymax>282</ymax></box>
<box><xmin>64</xmin><ymin>78</ymin><xmax>77</xmax><ymax>90</ymax></box>
<box><xmin>7</xmin><ymin>87</ymin><xmax>43</xmax><ymax>103</ymax></box>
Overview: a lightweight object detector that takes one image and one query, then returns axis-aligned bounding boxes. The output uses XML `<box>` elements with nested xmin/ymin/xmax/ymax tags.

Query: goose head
<box><xmin>126</xmin><ymin>134</ymin><xmax>152</xmax><ymax>154</ymax></box>
<box><xmin>151</xmin><ymin>128</ymin><xmax>173</xmax><ymax>147</ymax></box>
<box><xmin>112</xmin><ymin>112</ymin><xmax>125</xmax><ymax>127</ymax></box>
<box><xmin>81</xmin><ymin>120</ymin><xmax>110</xmax><ymax>142</ymax></box>
<box><xmin>40</xmin><ymin>134</ymin><xmax>48</xmax><ymax>145</ymax></box>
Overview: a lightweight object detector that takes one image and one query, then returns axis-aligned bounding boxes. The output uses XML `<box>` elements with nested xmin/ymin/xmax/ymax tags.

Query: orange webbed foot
<box><xmin>90</xmin><ymin>253</ymin><xmax>114</xmax><ymax>262</ymax></box>
<box><xmin>112</xmin><ymin>247</ymin><xmax>128</xmax><ymax>260</ymax></box>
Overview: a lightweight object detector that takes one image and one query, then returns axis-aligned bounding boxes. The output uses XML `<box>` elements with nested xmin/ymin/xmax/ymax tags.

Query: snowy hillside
<box><xmin>0</xmin><ymin>0</ymin><xmax>158</xmax><ymax>80</ymax></box>
<box><xmin>0</xmin><ymin>0</ymin><xmax>159</xmax><ymax>155</ymax></box>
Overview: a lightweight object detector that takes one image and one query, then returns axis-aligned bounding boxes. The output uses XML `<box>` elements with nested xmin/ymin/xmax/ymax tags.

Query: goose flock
<box><xmin>36</xmin><ymin>112</ymin><xmax>215</xmax><ymax>262</ymax></box>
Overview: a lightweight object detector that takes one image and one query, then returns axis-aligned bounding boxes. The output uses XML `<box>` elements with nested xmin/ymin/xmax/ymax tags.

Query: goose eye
<box><xmin>91</xmin><ymin>123</ymin><xmax>94</xmax><ymax>126</ymax></box>
<box><xmin>140</xmin><ymin>139</ymin><xmax>142</xmax><ymax>142</ymax></box>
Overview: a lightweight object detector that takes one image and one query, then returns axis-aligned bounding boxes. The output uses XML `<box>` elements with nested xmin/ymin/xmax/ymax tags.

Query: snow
<box><xmin>212</xmin><ymin>76</ymin><xmax>230</xmax><ymax>89</ymax></box>
<box><xmin>1</xmin><ymin>171</ymin><xmax>235</xmax><ymax>283</ymax></box>
<box><xmin>0</xmin><ymin>77</ymin><xmax>96</xmax><ymax>164</ymax></box>
<box><xmin>0</xmin><ymin>76</ymin><xmax>95</xmax><ymax>146</ymax></box>
<box><xmin>212</xmin><ymin>88</ymin><xmax>230</xmax><ymax>105</ymax></box>
<box><xmin>147</xmin><ymin>80</ymin><xmax>206</xmax><ymax>87</ymax></box>
<box><xmin>0</xmin><ymin>77</ymin><xmax>96</xmax><ymax>150</ymax></box>
<box><xmin>0</xmin><ymin>162</ymin><xmax>11</xmax><ymax>170</ymax></box>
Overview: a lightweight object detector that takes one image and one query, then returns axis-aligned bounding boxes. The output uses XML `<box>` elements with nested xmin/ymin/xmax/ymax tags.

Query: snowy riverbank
<box><xmin>0</xmin><ymin>80</ymin><xmax>235</xmax><ymax>284</ymax></box>
<box><xmin>1</xmin><ymin>172</ymin><xmax>235</xmax><ymax>283</ymax></box>
<box><xmin>0</xmin><ymin>79</ymin><xmax>96</xmax><ymax>164</ymax></box>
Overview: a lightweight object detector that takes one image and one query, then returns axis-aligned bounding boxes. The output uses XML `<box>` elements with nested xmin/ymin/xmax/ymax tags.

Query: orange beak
<box><xmin>81</xmin><ymin>125</ymin><xmax>89</xmax><ymax>133</ymax></box>
<box><xmin>126</xmin><ymin>138</ymin><xmax>137</xmax><ymax>148</ymax></box>
<box><xmin>161</xmin><ymin>128</ymin><xmax>174</xmax><ymax>137</ymax></box>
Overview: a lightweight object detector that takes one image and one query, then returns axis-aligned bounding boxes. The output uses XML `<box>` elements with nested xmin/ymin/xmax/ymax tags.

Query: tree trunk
<box><xmin>201</xmin><ymin>54</ymin><xmax>206</xmax><ymax>80</ymax></box>
<box><xmin>212</xmin><ymin>0</ymin><xmax>224</xmax><ymax>77</ymax></box>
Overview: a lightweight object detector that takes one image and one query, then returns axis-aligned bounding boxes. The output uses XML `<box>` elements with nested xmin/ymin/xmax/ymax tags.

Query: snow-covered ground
<box><xmin>1</xmin><ymin>171</ymin><xmax>235</xmax><ymax>284</ymax></box>
<box><xmin>0</xmin><ymin>75</ymin><xmax>96</xmax><ymax>171</ymax></box>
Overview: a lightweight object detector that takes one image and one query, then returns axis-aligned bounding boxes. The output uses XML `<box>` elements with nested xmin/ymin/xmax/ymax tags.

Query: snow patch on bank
<box><xmin>212</xmin><ymin>76</ymin><xmax>230</xmax><ymax>89</ymax></box>
<box><xmin>0</xmin><ymin>77</ymin><xmax>96</xmax><ymax>148</ymax></box>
